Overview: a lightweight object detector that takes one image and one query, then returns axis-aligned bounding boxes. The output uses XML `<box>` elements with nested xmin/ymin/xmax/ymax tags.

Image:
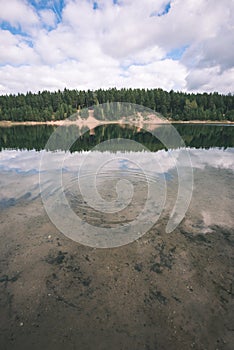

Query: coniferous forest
<box><xmin>0</xmin><ymin>88</ymin><xmax>233</xmax><ymax>122</ymax></box>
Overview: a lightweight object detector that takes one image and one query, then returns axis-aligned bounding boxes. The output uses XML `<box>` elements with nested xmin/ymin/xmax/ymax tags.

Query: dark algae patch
<box><xmin>45</xmin><ymin>250</ymin><xmax>68</xmax><ymax>265</ymax></box>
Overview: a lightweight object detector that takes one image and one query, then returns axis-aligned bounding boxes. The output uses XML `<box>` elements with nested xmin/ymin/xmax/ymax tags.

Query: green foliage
<box><xmin>0</xmin><ymin>88</ymin><xmax>233</xmax><ymax>122</ymax></box>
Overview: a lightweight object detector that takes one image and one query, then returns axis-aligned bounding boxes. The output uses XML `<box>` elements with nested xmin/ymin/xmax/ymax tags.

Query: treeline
<box><xmin>0</xmin><ymin>88</ymin><xmax>233</xmax><ymax>121</ymax></box>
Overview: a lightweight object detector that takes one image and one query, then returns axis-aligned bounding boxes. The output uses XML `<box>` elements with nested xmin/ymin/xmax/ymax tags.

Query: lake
<box><xmin>0</xmin><ymin>123</ymin><xmax>233</xmax><ymax>350</ymax></box>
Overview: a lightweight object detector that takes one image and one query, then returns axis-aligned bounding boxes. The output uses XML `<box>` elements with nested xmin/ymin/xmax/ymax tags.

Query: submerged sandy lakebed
<box><xmin>0</xmin><ymin>144</ymin><xmax>233</xmax><ymax>350</ymax></box>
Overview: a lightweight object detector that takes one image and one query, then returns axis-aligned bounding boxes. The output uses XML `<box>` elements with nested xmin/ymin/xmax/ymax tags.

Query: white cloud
<box><xmin>0</xmin><ymin>0</ymin><xmax>233</xmax><ymax>94</ymax></box>
<box><xmin>186</xmin><ymin>67</ymin><xmax>234</xmax><ymax>94</ymax></box>
<box><xmin>0</xmin><ymin>0</ymin><xmax>39</xmax><ymax>30</ymax></box>
<box><xmin>120</xmin><ymin>59</ymin><xmax>187</xmax><ymax>91</ymax></box>
<box><xmin>0</xmin><ymin>30</ymin><xmax>39</xmax><ymax>65</ymax></box>
<box><xmin>123</xmin><ymin>46</ymin><xmax>166</xmax><ymax>66</ymax></box>
<box><xmin>39</xmin><ymin>9</ymin><xmax>57</xmax><ymax>28</ymax></box>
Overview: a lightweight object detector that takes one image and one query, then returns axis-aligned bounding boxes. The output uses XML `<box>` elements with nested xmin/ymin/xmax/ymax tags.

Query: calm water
<box><xmin>0</xmin><ymin>123</ymin><xmax>233</xmax><ymax>349</ymax></box>
<box><xmin>0</xmin><ymin>123</ymin><xmax>234</xmax><ymax>151</ymax></box>
<box><xmin>0</xmin><ymin>123</ymin><xmax>233</xmax><ymax>243</ymax></box>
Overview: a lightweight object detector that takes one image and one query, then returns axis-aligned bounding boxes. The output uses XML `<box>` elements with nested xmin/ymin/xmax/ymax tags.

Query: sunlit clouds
<box><xmin>0</xmin><ymin>0</ymin><xmax>233</xmax><ymax>94</ymax></box>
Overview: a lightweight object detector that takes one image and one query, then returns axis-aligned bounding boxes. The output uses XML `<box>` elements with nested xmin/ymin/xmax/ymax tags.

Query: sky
<box><xmin>0</xmin><ymin>0</ymin><xmax>233</xmax><ymax>95</ymax></box>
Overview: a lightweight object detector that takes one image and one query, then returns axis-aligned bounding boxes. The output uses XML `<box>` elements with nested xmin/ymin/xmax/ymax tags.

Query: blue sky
<box><xmin>0</xmin><ymin>0</ymin><xmax>233</xmax><ymax>94</ymax></box>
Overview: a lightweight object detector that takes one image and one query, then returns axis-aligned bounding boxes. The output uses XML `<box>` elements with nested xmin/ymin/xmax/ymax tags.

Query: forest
<box><xmin>0</xmin><ymin>88</ymin><xmax>233</xmax><ymax>122</ymax></box>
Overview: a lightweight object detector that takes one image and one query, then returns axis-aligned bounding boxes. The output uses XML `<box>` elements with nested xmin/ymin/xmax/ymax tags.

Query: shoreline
<box><xmin>0</xmin><ymin>119</ymin><xmax>233</xmax><ymax>127</ymax></box>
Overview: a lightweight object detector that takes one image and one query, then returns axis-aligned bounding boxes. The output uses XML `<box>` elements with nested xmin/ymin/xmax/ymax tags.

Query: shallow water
<box><xmin>0</xmin><ymin>124</ymin><xmax>233</xmax><ymax>350</ymax></box>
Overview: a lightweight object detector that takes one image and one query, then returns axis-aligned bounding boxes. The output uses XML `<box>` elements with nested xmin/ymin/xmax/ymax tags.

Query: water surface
<box><xmin>0</xmin><ymin>124</ymin><xmax>233</xmax><ymax>350</ymax></box>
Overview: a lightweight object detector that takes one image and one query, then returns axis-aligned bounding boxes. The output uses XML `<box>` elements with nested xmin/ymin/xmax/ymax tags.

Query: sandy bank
<box><xmin>0</xmin><ymin>116</ymin><xmax>233</xmax><ymax>128</ymax></box>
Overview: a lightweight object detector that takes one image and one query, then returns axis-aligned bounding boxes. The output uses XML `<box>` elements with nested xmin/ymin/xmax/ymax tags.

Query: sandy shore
<box><xmin>0</xmin><ymin>117</ymin><xmax>233</xmax><ymax>128</ymax></box>
<box><xmin>169</xmin><ymin>120</ymin><xmax>234</xmax><ymax>124</ymax></box>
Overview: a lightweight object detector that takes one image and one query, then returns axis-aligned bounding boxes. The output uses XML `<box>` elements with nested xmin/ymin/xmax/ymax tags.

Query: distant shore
<box><xmin>0</xmin><ymin>118</ymin><xmax>233</xmax><ymax>127</ymax></box>
<box><xmin>169</xmin><ymin>120</ymin><xmax>234</xmax><ymax>124</ymax></box>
